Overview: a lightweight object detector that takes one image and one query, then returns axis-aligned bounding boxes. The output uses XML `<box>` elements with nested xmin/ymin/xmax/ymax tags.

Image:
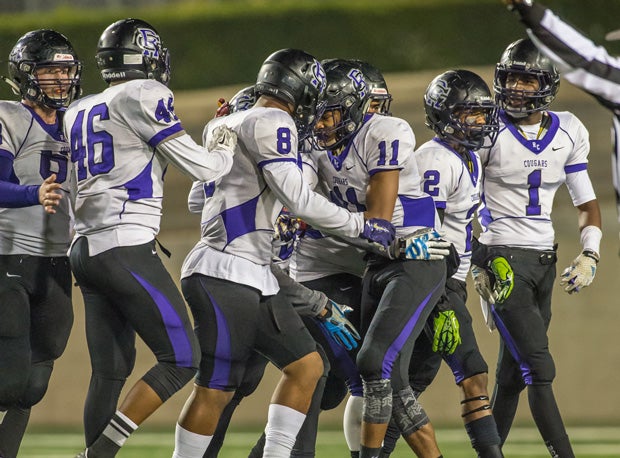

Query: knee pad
<box><xmin>17</xmin><ymin>361</ymin><xmax>54</xmax><ymax>408</ymax></box>
<box><xmin>142</xmin><ymin>362</ymin><xmax>196</xmax><ymax>402</ymax></box>
<box><xmin>320</xmin><ymin>374</ymin><xmax>348</xmax><ymax>411</ymax></box>
<box><xmin>362</xmin><ymin>378</ymin><xmax>392</xmax><ymax>424</ymax></box>
<box><xmin>392</xmin><ymin>386</ymin><xmax>429</xmax><ymax>436</ymax></box>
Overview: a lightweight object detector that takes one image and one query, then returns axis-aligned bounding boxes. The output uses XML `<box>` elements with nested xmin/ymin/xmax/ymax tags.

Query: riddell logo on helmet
<box><xmin>104</xmin><ymin>71</ymin><xmax>127</xmax><ymax>79</ymax></box>
<box><xmin>53</xmin><ymin>53</ymin><xmax>74</xmax><ymax>61</ymax></box>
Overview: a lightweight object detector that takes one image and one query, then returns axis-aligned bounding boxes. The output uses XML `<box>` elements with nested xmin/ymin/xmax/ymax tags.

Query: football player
<box><xmin>302</xmin><ymin>58</ymin><xmax>450</xmax><ymax>458</ymax></box>
<box><xmin>503</xmin><ymin>0</ymin><xmax>620</xmax><ymax>251</ymax></box>
<box><xmin>381</xmin><ymin>69</ymin><xmax>505</xmax><ymax>458</ymax></box>
<box><xmin>0</xmin><ymin>29</ymin><xmax>80</xmax><ymax>458</ymax></box>
<box><xmin>478</xmin><ymin>38</ymin><xmax>601</xmax><ymax>457</ymax></box>
<box><xmin>64</xmin><ymin>18</ymin><xmax>238</xmax><ymax>458</ymax></box>
<box><xmin>172</xmin><ymin>49</ymin><xmax>392</xmax><ymax>458</ymax></box>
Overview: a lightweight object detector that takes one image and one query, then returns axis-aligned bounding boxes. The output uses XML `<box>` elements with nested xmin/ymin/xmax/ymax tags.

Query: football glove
<box><xmin>215</xmin><ymin>97</ymin><xmax>230</xmax><ymax>117</ymax></box>
<box><xmin>208</xmin><ymin>125</ymin><xmax>237</xmax><ymax>154</ymax></box>
<box><xmin>317</xmin><ymin>301</ymin><xmax>361</xmax><ymax>351</ymax></box>
<box><xmin>360</xmin><ymin>218</ymin><xmax>396</xmax><ymax>251</ymax></box>
<box><xmin>559</xmin><ymin>250</ymin><xmax>599</xmax><ymax>294</ymax></box>
<box><xmin>273</xmin><ymin>209</ymin><xmax>308</xmax><ymax>244</ymax></box>
<box><xmin>390</xmin><ymin>228</ymin><xmax>452</xmax><ymax>260</ymax></box>
<box><xmin>432</xmin><ymin>310</ymin><xmax>461</xmax><ymax>355</ymax></box>
<box><xmin>471</xmin><ymin>256</ymin><xmax>514</xmax><ymax>305</ymax></box>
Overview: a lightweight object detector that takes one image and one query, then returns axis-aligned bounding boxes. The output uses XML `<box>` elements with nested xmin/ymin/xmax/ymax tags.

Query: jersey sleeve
<box><xmin>362</xmin><ymin>116</ymin><xmax>416</xmax><ymax>176</ymax></box>
<box><xmin>564</xmin><ymin>114</ymin><xmax>590</xmax><ymax>170</ymax></box>
<box><xmin>415</xmin><ymin>145</ymin><xmax>458</xmax><ymax>211</ymax></box>
<box><xmin>125</xmin><ymin>79</ymin><xmax>184</xmax><ymax>147</ymax></box>
<box><xmin>248</xmin><ymin>110</ymin><xmax>300</xmax><ymax>169</ymax></box>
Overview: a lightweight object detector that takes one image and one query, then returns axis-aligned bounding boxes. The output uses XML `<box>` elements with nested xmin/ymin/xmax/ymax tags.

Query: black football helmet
<box><xmin>7</xmin><ymin>29</ymin><xmax>81</xmax><ymax>109</ymax></box>
<box><xmin>313</xmin><ymin>59</ymin><xmax>369</xmax><ymax>150</ymax></box>
<box><xmin>255</xmin><ymin>48</ymin><xmax>326</xmax><ymax>140</ymax></box>
<box><xmin>96</xmin><ymin>18</ymin><xmax>170</xmax><ymax>85</ymax></box>
<box><xmin>350</xmin><ymin>59</ymin><xmax>392</xmax><ymax>115</ymax></box>
<box><xmin>424</xmin><ymin>69</ymin><xmax>499</xmax><ymax>150</ymax></box>
<box><xmin>229</xmin><ymin>85</ymin><xmax>256</xmax><ymax>113</ymax></box>
<box><xmin>494</xmin><ymin>38</ymin><xmax>560</xmax><ymax>116</ymax></box>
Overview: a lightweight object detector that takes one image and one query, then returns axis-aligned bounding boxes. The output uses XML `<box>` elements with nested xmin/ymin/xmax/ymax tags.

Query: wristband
<box><xmin>580</xmin><ymin>225</ymin><xmax>602</xmax><ymax>255</ymax></box>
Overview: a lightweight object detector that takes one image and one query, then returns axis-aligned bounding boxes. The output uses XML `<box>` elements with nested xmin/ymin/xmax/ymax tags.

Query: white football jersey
<box><xmin>0</xmin><ymin>101</ymin><xmax>73</xmax><ymax>256</ymax></box>
<box><xmin>478</xmin><ymin>111</ymin><xmax>596</xmax><ymax>249</ymax></box>
<box><xmin>290</xmin><ymin>114</ymin><xmax>439</xmax><ymax>282</ymax></box>
<box><xmin>415</xmin><ymin>138</ymin><xmax>482</xmax><ymax>282</ymax></box>
<box><xmin>182</xmin><ymin>106</ymin><xmax>365</xmax><ymax>295</ymax></box>
<box><xmin>64</xmin><ymin>79</ymin><xmax>231</xmax><ymax>256</ymax></box>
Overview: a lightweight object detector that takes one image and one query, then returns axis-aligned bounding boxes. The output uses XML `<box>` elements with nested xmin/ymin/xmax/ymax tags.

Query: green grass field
<box><xmin>19</xmin><ymin>426</ymin><xmax>620</xmax><ymax>457</ymax></box>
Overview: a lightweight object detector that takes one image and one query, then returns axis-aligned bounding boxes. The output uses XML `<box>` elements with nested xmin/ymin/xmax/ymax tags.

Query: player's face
<box><xmin>314</xmin><ymin>108</ymin><xmax>342</xmax><ymax>148</ymax></box>
<box><xmin>35</xmin><ymin>64</ymin><xmax>78</xmax><ymax>104</ymax></box>
<box><xmin>504</xmin><ymin>72</ymin><xmax>540</xmax><ymax>108</ymax></box>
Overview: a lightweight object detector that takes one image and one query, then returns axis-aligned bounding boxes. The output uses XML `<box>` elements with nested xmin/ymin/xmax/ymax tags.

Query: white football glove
<box><xmin>208</xmin><ymin>125</ymin><xmax>237</xmax><ymax>154</ymax></box>
<box><xmin>559</xmin><ymin>250</ymin><xmax>599</xmax><ymax>294</ymax></box>
<box><xmin>471</xmin><ymin>265</ymin><xmax>496</xmax><ymax>304</ymax></box>
<box><xmin>390</xmin><ymin>228</ymin><xmax>451</xmax><ymax>260</ymax></box>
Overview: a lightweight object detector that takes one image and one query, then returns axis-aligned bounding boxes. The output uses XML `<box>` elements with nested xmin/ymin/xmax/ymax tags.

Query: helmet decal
<box><xmin>310</xmin><ymin>60</ymin><xmax>326</xmax><ymax>94</ymax></box>
<box><xmin>426</xmin><ymin>78</ymin><xmax>451</xmax><ymax>109</ymax></box>
<box><xmin>135</xmin><ymin>28</ymin><xmax>161</xmax><ymax>58</ymax></box>
<box><xmin>347</xmin><ymin>68</ymin><xmax>367</xmax><ymax>100</ymax></box>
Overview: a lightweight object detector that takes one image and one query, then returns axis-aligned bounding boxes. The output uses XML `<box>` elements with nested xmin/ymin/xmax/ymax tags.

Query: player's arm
<box><xmin>157</xmin><ymin>129</ymin><xmax>235</xmax><ymax>183</ymax></box>
<box><xmin>365</xmin><ymin>170</ymin><xmax>399</xmax><ymax>220</ymax></box>
<box><xmin>0</xmin><ymin>153</ymin><xmax>61</xmax><ymax>212</ymax></box>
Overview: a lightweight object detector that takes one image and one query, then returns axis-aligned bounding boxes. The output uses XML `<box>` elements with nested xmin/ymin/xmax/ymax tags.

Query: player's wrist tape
<box><xmin>581</xmin><ymin>249</ymin><xmax>600</xmax><ymax>263</ymax></box>
<box><xmin>580</xmin><ymin>225</ymin><xmax>602</xmax><ymax>255</ymax></box>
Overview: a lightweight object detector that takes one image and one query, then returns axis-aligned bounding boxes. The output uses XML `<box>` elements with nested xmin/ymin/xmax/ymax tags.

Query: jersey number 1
<box><xmin>526</xmin><ymin>169</ymin><xmax>542</xmax><ymax>216</ymax></box>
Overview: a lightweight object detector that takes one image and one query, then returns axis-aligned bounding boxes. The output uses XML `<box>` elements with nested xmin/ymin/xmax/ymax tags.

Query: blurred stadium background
<box><xmin>0</xmin><ymin>0</ymin><xmax>619</xmax><ymax>442</ymax></box>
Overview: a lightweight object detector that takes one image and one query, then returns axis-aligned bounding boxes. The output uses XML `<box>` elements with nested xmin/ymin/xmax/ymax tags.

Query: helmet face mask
<box><xmin>494</xmin><ymin>38</ymin><xmax>560</xmax><ymax>117</ymax></box>
<box><xmin>96</xmin><ymin>19</ymin><xmax>170</xmax><ymax>85</ymax></box>
<box><xmin>8</xmin><ymin>29</ymin><xmax>82</xmax><ymax>109</ymax></box>
<box><xmin>313</xmin><ymin>60</ymin><xmax>369</xmax><ymax>151</ymax></box>
<box><xmin>255</xmin><ymin>48</ymin><xmax>327</xmax><ymax>140</ymax></box>
<box><xmin>424</xmin><ymin>69</ymin><xmax>499</xmax><ymax>150</ymax></box>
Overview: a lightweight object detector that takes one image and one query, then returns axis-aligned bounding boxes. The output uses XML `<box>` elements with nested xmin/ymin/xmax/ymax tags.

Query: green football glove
<box><xmin>472</xmin><ymin>256</ymin><xmax>514</xmax><ymax>305</ymax></box>
<box><xmin>488</xmin><ymin>256</ymin><xmax>514</xmax><ymax>303</ymax></box>
<box><xmin>432</xmin><ymin>310</ymin><xmax>461</xmax><ymax>355</ymax></box>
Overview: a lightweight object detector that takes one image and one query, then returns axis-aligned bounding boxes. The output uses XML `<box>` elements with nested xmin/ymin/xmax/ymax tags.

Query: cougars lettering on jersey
<box><xmin>415</xmin><ymin>138</ymin><xmax>482</xmax><ymax>282</ymax></box>
<box><xmin>182</xmin><ymin>107</ymin><xmax>364</xmax><ymax>295</ymax></box>
<box><xmin>478</xmin><ymin>110</ymin><xmax>596</xmax><ymax>249</ymax></box>
<box><xmin>0</xmin><ymin>101</ymin><xmax>74</xmax><ymax>256</ymax></box>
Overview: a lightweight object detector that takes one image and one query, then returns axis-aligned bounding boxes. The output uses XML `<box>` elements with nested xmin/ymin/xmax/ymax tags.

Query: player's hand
<box><xmin>360</xmin><ymin>218</ymin><xmax>396</xmax><ymax>251</ymax></box>
<box><xmin>488</xmin><ymin>256</ymin><xmax>514</xmax><ymax>302</ymax></box>
<box><xmin>38</xmin><ymin>174</ymin><xmax>62</xmax><ymax>214</ymax></box>
<box><xmin>392</xmin><ymin>227</ymin><xmax>452</xmax><ymax>260</ymax></box>
<box><xmin>471</xmin><ymin>256</ymin><xmax>514</xmax><ymax>304</ymax></box>
<box><xmin>215</xmin><ymin>98</ymin><xmax>230</xmax><ymax>118</ymax></box>
<box><xmin>317</xmin><ymin>301</ymin><xmax>360</xmax><ymax>351</ymax></box>
<box><xmin>208</xmin><ymin>125</ymin><xmax>237</xmax><ymax>154</ymax></box>
<box><xmin>560</xmin><ymin>250</ymin><xmax>599</xmax><ymax>294</ymax></box>
<box><xmin>432</xmin><ymin>310</ymin><xmax>461</xmax><ymax>355</ymax></box>
<box><xmin>273</xmin><ymin>208</ymin><xmax>307</xmax><ymax>244</ymax></box>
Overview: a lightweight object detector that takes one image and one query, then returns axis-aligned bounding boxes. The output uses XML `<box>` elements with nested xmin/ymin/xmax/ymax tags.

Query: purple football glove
<box><xmin>360</xmin><ymin>218</ymin><xmax>396</xmax><ymax>250</ymax></box>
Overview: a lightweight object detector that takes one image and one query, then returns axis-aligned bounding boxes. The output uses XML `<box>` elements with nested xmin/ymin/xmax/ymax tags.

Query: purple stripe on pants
<box><xmin>131</xmin><ymin>272</ymin><xmax>194</xmax><ymax>367</ymax></box>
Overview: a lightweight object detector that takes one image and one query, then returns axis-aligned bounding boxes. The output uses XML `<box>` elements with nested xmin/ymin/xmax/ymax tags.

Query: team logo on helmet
<box><xmin>311</xmin><ymin>60</ymin><xmax>327</xmax><ymax>94</ymax></box>
<box><xmin>347</xmin><ymin>68</ymin><xmax>367</xmax><ymax>100</ymax></box>
<box><xmin>427</xmin><ymin>79</ymin><xmax>451</xmax><ymax>109</ymax></box>
<box><xmin>135</xmin><ymin>28</ymin><xmax>161</xmax><ymax>58</ymax></box>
